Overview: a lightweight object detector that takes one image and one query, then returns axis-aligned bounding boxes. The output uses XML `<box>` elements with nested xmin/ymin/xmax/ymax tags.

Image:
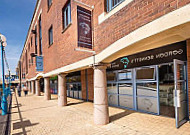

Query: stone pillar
<box><xmin>35</xmin><ymin>79</ymin><xmax>41</xmax><ymax>96</ymax></box>
<box><xmin>31</xmin><ymin>81</ymin><xmax>35</xmax><ymax>94</ymax></box>
<box><xmin>44</xmin><ymin>77</ymin><xmax>51</xmax><ymax>100</ymax></box>
<box><xmin>93</xmin><ymin>65</ymin><xmax>109</xmax><ymax>125</ymax></box>
<box><xmin>58</xmin><ymin>73</ymin><xmax>67</xmax><ymax>106</ymax></box>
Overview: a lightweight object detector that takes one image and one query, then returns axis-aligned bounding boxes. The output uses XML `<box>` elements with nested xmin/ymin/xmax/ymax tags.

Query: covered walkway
<box><xmin>11</xmin><ymin>92</ymin><xmax>190</xmax><ymax>135</ymax></box>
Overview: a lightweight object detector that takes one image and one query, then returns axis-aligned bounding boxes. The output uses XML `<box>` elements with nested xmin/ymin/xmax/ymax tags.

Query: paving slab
<box><xmin>11</xmin><ymin>92</ymin><xmax>190</xmax><ymax>135</ymax></box>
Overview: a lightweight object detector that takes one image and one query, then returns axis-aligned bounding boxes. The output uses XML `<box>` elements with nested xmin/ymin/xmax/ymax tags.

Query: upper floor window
<box><xmin>39</xmin><ymin>16</ymin><xmax>42</xmax><ymax>55</ymax></box>
<box><xmin>62</xmin><ymin>1</ymin><xmax>71</xmax><ymax>30</ymax></box>
<box><xmin>48</xmin><ymin>25</ymin><xmax>53</xmax><ymax>45</ymax></box>
<box><xmin>107</xmin><ymin>0</ymin><xmax>124</xmax><ymax>12</ymax></box>
<box><xmin>31</xmin><ymin>37</ymin><xmax>33</xmax><ymax>47</ymax></box>
<box><xmin>48</xmin><ymin>0</ymin><xmax>52</xmax><ymax>9</ymax></box>
<box><xmin>35</xmin><ymin>26</ymin><xmax>38</xmax><ymax>54</ymax></box>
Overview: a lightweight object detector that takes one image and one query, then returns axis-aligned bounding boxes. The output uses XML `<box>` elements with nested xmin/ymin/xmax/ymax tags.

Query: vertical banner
<box><xmin>77</xmin><ymin>6</ymin><xmax>92</xmax><ymax>49</ymax></box>
<box><xmin>36</xmin><ymin>56</ymin><xmax>43</xmax><ymax>72</ymax></box>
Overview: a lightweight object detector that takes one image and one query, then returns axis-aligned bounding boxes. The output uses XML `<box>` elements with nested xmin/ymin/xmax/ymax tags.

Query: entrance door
<box><xmin>174</xmin><ymin>59</ymin><xmax>189</xmax><ymax>128</ymax></box>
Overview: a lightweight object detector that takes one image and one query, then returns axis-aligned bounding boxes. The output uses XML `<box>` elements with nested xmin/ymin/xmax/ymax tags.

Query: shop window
<box><xmin>119</xmin><ymin>83</ymin><xmax>133</xmax><ymax>95</ymax></box>
<box><xmin>66</xmin><ymin>74</ymin><xmax>82</xmax><ymax>99</ymax></box>
<box><xmin>48</xmin><ymin>25</ymin><xmax>53</xmax><ymax>45</ymax></box>
<box><xmin>108</xmin><ymin>94</ymin><xmax>118</xmax><ymax>106</ymax></box>
<box><xmin>136</xmin><ymin>67</ymin><xmax>155</xmax><ymax>80</ymax></box>
<box><xmin>119</xmin><ymin>95</ymin><xmax>133</xmax><ymax>108</ymax></box>
<box><xmin>118</xmin><ymin>70</ymin><xmax>132</xmax><ymax>80</ymax></box>
<box><xmin>107</xmin><ymin>83</ymin><xmax>117</xmax><ymax>94</ymax></box>
<box><xmin>137</xmin><ymin>83</ymin><xmax>157</xmax><ymax>97</ymax></box>
<box><xmin>107</xmin><ymin>71</ymin><xmax>117</xmax><ymax>81</ymax></box>
<box><xmin>66</xmin><ymin>76</ymin><xmax>81</xmax><ymax>83</ymax></box>
<box><xmin>106</xmin><ymin>0</ymin><xmax>124</xmax><ymax>12</ymax></box>
<box><xmin>159</xmin><ymin>64</ymin><xmax>175</xmax><ymax>117</ymax></box>
<box><xmin>62</xmin><ymin>1</ymin><xmax>71</xmax><ymax>30</ymax></box>
<box><xmin>137</xmin><ymin>96</ymin><xmax>158</xmax><ymax>114</ymax></box>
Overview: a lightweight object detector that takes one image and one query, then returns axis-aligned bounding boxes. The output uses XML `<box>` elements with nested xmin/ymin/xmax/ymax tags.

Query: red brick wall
<box><xmin>81</xmin><ymin>68</ymin><xmax>94</xmax><ymax>101</ymax></box>
<box><xmin>94</xmin><ymin>0</ymin><xmax>190</xmax><ymax>53</ymax></box>
<box><xmin>21</xmin><ymin>0</ymin><xmax>190</xmax><ymax>80</ymax></box>
<box><xmin>186</xmin><ymin>39</ymin><xmax>190</xmax><ymax>113</ymax></box>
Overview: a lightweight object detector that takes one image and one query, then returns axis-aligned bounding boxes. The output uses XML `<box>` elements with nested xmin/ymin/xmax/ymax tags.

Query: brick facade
<box><xmin>20</xmin><ymin>0</ymin><xmax>190</xmax><ymax>79</ymax></box>
<box><xmin>81</xmin><ymin>68</ymin><xmax>94</xmax><ymax>101</ymax></box>
<box><xmin>18</xmin><ymin>0</ymin><xmax>190</xmax><ymax>119</ymax></box>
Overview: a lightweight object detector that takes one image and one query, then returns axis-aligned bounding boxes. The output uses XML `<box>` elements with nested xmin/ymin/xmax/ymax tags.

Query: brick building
<box><xmin>17</xmin><ymin>0</ymin><xmax>190</xmax><ymax>128</ymax></box>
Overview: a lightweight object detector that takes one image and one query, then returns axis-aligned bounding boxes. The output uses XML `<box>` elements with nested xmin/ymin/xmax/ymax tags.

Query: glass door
<box><xmin>174</xmin><ymin>59</ymin><xmax>189</xmax><ymax>128</ymax></box>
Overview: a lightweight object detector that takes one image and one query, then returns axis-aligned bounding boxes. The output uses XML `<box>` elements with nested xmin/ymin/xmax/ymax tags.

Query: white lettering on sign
<box><xmin>131</xmin><ymin>49</ymin><xmax>183</xmax><ymax>64</ymax></box>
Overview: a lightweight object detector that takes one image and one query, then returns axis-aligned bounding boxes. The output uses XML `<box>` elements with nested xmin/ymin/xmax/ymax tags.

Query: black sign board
<box><xmin>77</xmin><ymin>6</ymin><xmax>92</xmax><ymax>49</ymax></box>
<box><xmin>109</xmin><ymin>41</ymin><xmax>187</xmax><ymax>70</ymax></box>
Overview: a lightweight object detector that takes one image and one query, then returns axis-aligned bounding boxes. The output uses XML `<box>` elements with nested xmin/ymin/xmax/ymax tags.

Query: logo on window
<box><xmin>120</xmin><ymin>57</ymin><xmax>129</xmax><ymax>69</ymax></box>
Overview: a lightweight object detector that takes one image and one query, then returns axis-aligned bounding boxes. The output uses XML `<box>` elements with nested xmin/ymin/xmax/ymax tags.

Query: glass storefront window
<box><xmin>107</xmin><ymin>83</ymin><xmax>117</xmax><ymax>94</ymax></box>
<box><xmin>66</xmin><ymin>76</ymin><xmax>81</xmax><ymax>83</ymax></box>
<box><xmin>107</xmin><ymin>72</ymin><xmax>117</xmax><ymax>81</ymax></box>
<box><xmin>136</xmin><ymin>68</ymin><xmax>155</xmax><ymax>80</ymax></box>
<box><xmin>119</xmin><ymin>83</ymin><xmax>133</xmax><ymax>95</ymax></box>
<box><xmin>118</xmin><ymin>70</ymin><xmax>132</xmax><ymax>80</ymax></box>
<box><xmin>137</xmin><ymin>97</ymin><xmax>158</xmax><ymax>113</ymax></box>
<box><xmin>159</xmin><ymin>64</ymin><xmax>175</xmax><ymax>118</ymax></box>
<box><xmin>137</xmin><ymin>83</ymin><xmax>157</xmax><ymax>97</ymax></box>
<box><xmin>119</xmin><ymin>95</ymin><xmax>133</xmax><ymax>108</ymax></box>
<box><xmin>108</xmin><ymin>94</ymin><xmax>118</xmax><ymax>106</ymax></box>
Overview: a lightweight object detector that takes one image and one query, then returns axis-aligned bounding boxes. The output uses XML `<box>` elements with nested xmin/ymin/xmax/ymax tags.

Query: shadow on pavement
<box><xmin>12</xmin><ymin>94</ymin><xmax>39</xmax><ymax>135</ymax></box>
<box><xmin>67</xmin><ymin>101</ymin><xmax>85</xmax><ymax>106</ymax></box>
<box><xmin>110</xmin><ymin>110</ymin><xmax>135</xmax><ymax>122</ymax></box>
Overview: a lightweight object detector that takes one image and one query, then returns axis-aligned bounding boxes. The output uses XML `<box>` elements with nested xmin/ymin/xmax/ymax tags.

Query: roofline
<box><xmin>18</xmin><ymin>0</ymin><xmax>40</xmax><ymax>63</ymax></box>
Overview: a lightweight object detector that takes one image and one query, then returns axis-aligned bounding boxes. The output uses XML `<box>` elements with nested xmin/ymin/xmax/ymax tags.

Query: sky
<box><xmin>0</xmin><ymin>0</ymin><xmax>37</xmax><ymax>75</ymax></box>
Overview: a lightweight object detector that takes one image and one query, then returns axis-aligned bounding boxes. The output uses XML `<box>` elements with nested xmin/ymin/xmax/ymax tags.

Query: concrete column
<box><xmin>93</xmin><ymin>65</ymin><xmax>109</xmax><ymax>125</ymax></box>
<box><xmin>31</xmin><ymin>81</ymin><xmax>35</xmax><ymax>94</ymax></box>
<box><xmin>29</xmin><ymin>82</ymin><xmax>32</xmax><ymax>92</ymax></box>
<box><xmin>35</xmin><ymin>79</ymin><xmax>41</xmax><ymax>96</ymax></box>
<box><xmin>58</xmin><ymin>73</ymin><xmax>67</xmax><ymax>106</ymax></box>
<box><xmin>44</xmin><ymin>77</ymin><xmax>51</xmax><ymax>100</ymax></box>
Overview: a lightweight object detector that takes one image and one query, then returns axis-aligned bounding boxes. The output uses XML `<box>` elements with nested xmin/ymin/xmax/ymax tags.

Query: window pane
<box><xmin>136</xmin><ymin>68</ymin><xmax>155</xmax><ymax>80</ymax></box>
<box><xmin>107</xmin><ymin>72</ymin><xmax>116</xmax><ymax>81</ymax></box>
<box><xmin>137</xmin><ymin>97</ymin><xmax>158</xmax><ymax>113</ymax></box>
<box><xmin>119</xmin><ymin>83</ymin><xmax>133</xmax><ymax>95</ymax></box>
<box><xmin>118</xmin><ymin>71</ymin><xmax>132</xmax><ymax>80</ymax></box>
<box><xmin>137</xmin><ymin>83</ymin><xmax>157</xmax><ymax>97</ymax></box>
<box><xmin>159</xmin><ymin>64</ymin><xmax>175</xmax><ymax>117</ymax></box>
<box><xmin>63</xmin><ymin>3</ymin><xmax>71</xmax><ymax>29</ymax></box>
<box><xmin>108</xmin><ymin>94</ymin><xmax>118</xmax><ymax>106</ymax></box>
<box><xmin>107</xmin><ymin>83</ymin><xmax>117</xmax><ymax>94</ymax></box>
<box><xmin>119</xmin><ymin>95</ymin><xmax>133</xmax><ymax>108</ymax></box>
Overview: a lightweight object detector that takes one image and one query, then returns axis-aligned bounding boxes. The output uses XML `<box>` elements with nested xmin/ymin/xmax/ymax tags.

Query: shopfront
<box><xmin>66</xmin><ymin>71</ymin><xmax>82</xmax><ymax>99</ymax></box>
<box><xmin>107</xmin><ymin>41</ymin><xmax>189</xmax><ymax>128</ymax></box>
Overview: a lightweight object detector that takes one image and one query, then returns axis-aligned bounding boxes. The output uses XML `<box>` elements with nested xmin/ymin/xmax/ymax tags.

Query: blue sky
<box><xmin>0</xmin><ymin>0</ymin><xmax>37</xmax><ymax>74</ymax></box>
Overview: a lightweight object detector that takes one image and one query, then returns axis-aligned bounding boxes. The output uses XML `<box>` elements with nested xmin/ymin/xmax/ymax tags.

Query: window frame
<box><xmin>47</xmin><ymin>0</ymin><xmax>53</xmax><ymax>10</ymax></box>
<box><xmin>48</xmin><ymin>25</ymin><xmax>53</xmax><ymax>46</ymax></box>
<box><xmin>35</xmin><ymin>25</ymin><xmax>38</xmax><ymax>54</ymax></box>
<box><xmin>62</xmin><ymin>1</ymin><xmax>71</xmax><ymax>30</ymax></box>
<box><xmin>106</xmin><ymin>0</ymin><xmax>125</xmax><ymax>12</ymax></box>
<box><xmin>39</xmin><ymin>15</ymin><xmax>42</xmax><ymax>55</ymax></box>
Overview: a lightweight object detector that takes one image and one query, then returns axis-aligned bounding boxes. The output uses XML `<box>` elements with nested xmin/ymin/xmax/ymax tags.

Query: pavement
<box><xmin>11</xmin><ymin>92</ymin><xmax>190</xmax><ymax>135</ymax></box>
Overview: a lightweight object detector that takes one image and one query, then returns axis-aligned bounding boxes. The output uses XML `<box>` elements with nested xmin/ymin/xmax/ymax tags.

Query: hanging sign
<box><xmin>36</xmin><ymin>56</ymin><xmax>43</xmax><ymax>72</ymax></box>
<box><xmin>109</xmin><ymin>41</ymin><xmax>187</xmax><ymax>70</ymax></box>
<box><xmin>77</xmin><ymin>6</ymin><xmax>92</xmax><ymax>49</ymax></box>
